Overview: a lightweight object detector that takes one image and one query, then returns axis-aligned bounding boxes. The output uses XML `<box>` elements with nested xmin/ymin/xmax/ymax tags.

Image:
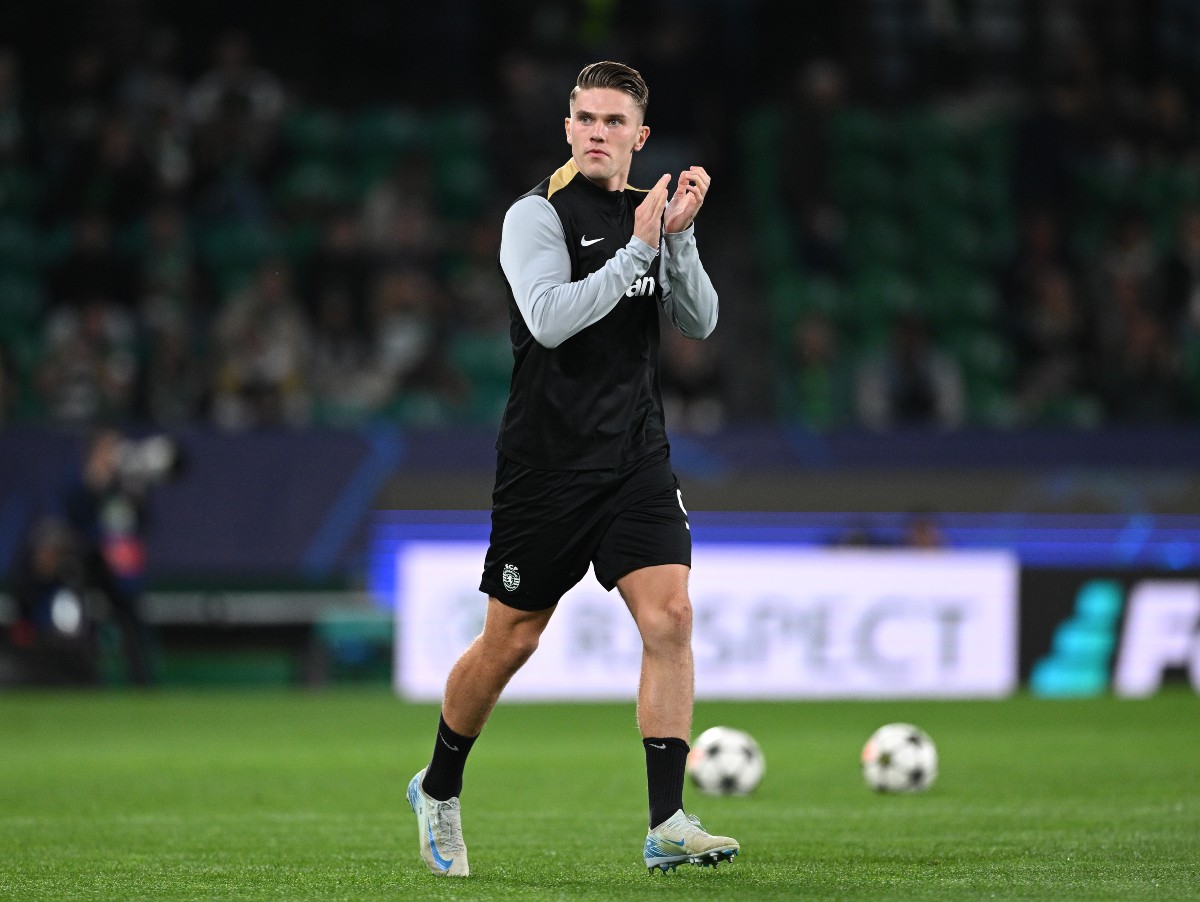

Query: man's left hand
<box><xmin>664</xmin><ymin>166</ymin><xmax>710</xmax><ymax>234</ymax></box>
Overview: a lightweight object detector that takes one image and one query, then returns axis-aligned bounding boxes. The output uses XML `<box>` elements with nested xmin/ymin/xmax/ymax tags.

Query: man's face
<box><xmin>565</xmin><ymin>87</ymin><xmax>649</xmax><ymax>190</ymax></box>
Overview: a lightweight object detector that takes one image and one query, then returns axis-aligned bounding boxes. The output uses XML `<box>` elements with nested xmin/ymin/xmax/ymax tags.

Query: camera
<box><xmin>115</xmin><ymin>435</ymin><xmax>185</xmax><ymax>486</ymax></box>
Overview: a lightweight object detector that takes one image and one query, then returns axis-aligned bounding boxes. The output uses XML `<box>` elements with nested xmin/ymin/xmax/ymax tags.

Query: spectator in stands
<box><xmin>659</xmin><ymin>329</ymin><xmax>725</xmax><ymax>434</ymax></box>
<box><xmin>359</xmin><ymin>153</ymin><xmax>445</xmax><ymax>265</ymax></box>
<box><xmin>186</xmin><ymin>30</ymin><xmax>285</xmax><ymax>165</ymax></box>
<box><xmin>0</xmin><ymin>47</ymin><xmax>30</xmax><ymax>165</ymax></box>
<box><xmin>779</xmin><ymin>58</ymin><xmax>849</xmax><ymax>279</ymax></box>
<box><xmin>1097</xmin><ymin>304</ymin><xmax>1185</xmax><ymax>422</ymax></box>
<box><xmin>492</xmin><ymin>52</ymin><xmax>576</xmax><ymax>199</ymax></box>
<box><xmin>999</xmin><ymin>207</ymin><xmax>1078</xmax><ymax>349</ymax></box>
<box><xmin>1011</xmin><ymin>265</ymin><xmax>1095</xmax><ymax>425</ymax></box>
<box><xmin>1137</xmin><ymin>77</ymin><xmax>1196</xmax><ymax>167</ymax></box>
<box><xmin>1090</xmin><ymin>211</ymin><xmax>1163</xmax><ymax>364</ymax></box>
<box><xmin>40</xmin><ymin>44</ymin><xmax>112</xmax><ymax>180</ymax></box>
<box><xmin>303</xmin><ymin>209</ymin><xmax>370</xmax><ymax>328</ymax></box>
<box><xmin>34</xmin><ymin>300</ymin><xmax>139</xmax><ymax>424</ymax></box>
<box><xmin>1011</xmin><ymin>73</ymin><xmax>1097</xmax><ymax>217</ymax></box>
<box><xmin>138</xmin><ymin>313</ymin><xmax>209</xmax><ymax>426</ymax></box>
<box><xmin>118</xmin><ymin>26</ymin><xmax>194</xmax><ymax>203</ymax></box>
<box><xmin>367</xmin><ymin>265</ymin><xmax>436</xmax><ymax>391</ymax></box>
<box><xmin>309</xmin><ymin>285</ymin><xmax>377</xmax><ymax>425</ymax></box>
<box><xmin>855</xmin><ymin>313</ymin><xmax>965</xmax><ymax>430</ymax></box>
<box><xmin>779</xmin><ymin>309</ymin><xmax>854</xmax><ymax>430</ymax></box>
<box><xmin>117</xmin><ymin>25</ymin><xmax>186</xmax><ymax>141</ymax></box>
<box><xmin>211</xmin><ymin>257</ymin><xmax>312</xmax><ymax>428</ymax></box>
<box><xmin>1161</xmin><ymin>205</ymin><xmax>1200</xmax><ymax>335</ymax></box>
<box><xmin>188</xmin><ymin>32</ymin><xmax>286</xmax><ymax>223</ymax></box>
<box><xmin>0</xmin><ymin>343</ymin><xmax>19</xmax><ymax>423</ymax></box>
<box><xmin>53</xmin><ymin>113</ymin><xmax>154</xmax><ymax>227</ymax></box>
<box><xmin>114</xmin><ymin>26</ymin><xmax>191</xmax><ymax>199</ymax></box>
<box><xmin>47</xmin><ymin>211</ymin><xmax>139</xmax><ymax>311</ymax></box>
<box><xmin>446</xmin><ymin>213</ymin><xmax>509</xmax><ymax>335</ymax></box>
<box><xmin>138</xmin><ymin>203</ymin><xmax>207</xmax><ymax>329</ymax></box>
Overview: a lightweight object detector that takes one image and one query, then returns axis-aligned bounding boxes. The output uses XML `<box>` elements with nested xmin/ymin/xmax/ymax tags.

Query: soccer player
<box><xmin>407</xmin><ymin>60</ymin><xmax>738</xmax><ymax>876</ymax></box>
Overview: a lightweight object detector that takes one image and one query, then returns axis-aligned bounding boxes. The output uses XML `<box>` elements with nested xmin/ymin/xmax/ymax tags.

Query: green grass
<box><xmin>1</xmin><ymin>690</ymin><xmax>1198</xmax><ymax>900</ymax></box>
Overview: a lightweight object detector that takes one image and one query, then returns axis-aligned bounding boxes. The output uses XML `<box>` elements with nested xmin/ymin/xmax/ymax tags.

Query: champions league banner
<box><xmin>389</xmin><ymin>541</ymin><xmax>1019</xmax><ymax>701</ymax></box>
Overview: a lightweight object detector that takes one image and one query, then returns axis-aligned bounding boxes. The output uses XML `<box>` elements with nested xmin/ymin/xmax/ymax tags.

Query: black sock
<box><xmin>421</xmin><ymin>714</ymin><xmax>478</xmax><ymax>801</ymax></box>
<box><xmin>644</xmin><ymin>736</ymin><xmax>689</xmax><ymax>828</ymax></box>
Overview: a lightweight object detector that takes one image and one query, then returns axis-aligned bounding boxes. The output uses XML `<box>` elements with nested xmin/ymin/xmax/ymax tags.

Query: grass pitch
<box><xmin>1</xmin><ymin>689</ymin><xmax>1197</xmax><ymax>900</ymax></box>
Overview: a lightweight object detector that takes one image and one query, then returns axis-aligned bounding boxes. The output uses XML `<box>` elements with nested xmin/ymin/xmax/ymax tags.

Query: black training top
<box><xmin>495</xmin><ymin>158</ymin><xmax>718</xmax><ymax>471</ymax></box>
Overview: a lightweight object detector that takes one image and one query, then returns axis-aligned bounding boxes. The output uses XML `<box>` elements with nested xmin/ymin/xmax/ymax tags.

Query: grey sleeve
<box><xmin>660</xmin><ymin>225</ymin><xmax>718</xmax><ymax>339</ymax></box>
<box><xmin>500</xmin><ymin>195</ymin><xmax>659</xmax><ymax>349</ymax></box>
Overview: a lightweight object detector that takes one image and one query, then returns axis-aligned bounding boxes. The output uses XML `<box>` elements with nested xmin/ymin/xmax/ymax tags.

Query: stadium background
<box><xmin>0</xmin><ymin>0</ymin><xmax>1198</xmax><ymax>693</ymax></box>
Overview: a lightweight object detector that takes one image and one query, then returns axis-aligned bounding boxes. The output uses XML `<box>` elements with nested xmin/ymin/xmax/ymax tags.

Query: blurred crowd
<box><xmin>0</xmin><ymin>0</ymin><xmax>1198</xmax><ymax>434</ymax></box>
<box><xmin>767</xmin><ymin>0</ymin><xmax>1200</xmax><ymax>431</ymax></box>
<box><xmin>0</xmin><ymin>27</ymin><xmax>516</xmax><ymax>431</ymax></box>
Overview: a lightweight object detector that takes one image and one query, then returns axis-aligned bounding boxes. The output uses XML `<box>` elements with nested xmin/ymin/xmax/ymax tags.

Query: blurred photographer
<box><xmin>7</xmin><ymin>428</ymin><xmax>182</xmax><ymax>686</ymax></box>
<box><xmin>65</xmin><ymin>428</ymin><xmax>184</xmax><ymax>685</ymax></box>
<box><xmin>6</xmin><ymin>517</ymin><xmax>99</xmax><ymax>685</ymax></box>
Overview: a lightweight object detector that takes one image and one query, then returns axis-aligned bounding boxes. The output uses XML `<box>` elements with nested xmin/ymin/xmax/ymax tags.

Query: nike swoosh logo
<box><xmin>662</xmin><ymin>838</ymin><xmax>687</xmax><ymax>848</ymax></box>
<box><xmin>438</xmin><ymin>733</ymin><xmax>459</xmax><ymax>752</ymax></box>
<box><xmin>580</xmin><ymin>236</ymin><xmax>604</xmax><ymax>246</ymax></box>
<box><xmin>428</xmin><ymin>821</ymin><xmax>455</xmax><ymax>871</ymax></box>
<box><xmin>648</xmin><ymin>742</ymin><xmax>667</xmax><ymax>749</ymax></box>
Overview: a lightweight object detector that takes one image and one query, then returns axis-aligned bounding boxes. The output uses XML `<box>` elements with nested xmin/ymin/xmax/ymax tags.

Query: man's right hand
<box><xmin>633</xmin><ymin>174</ymin><xmax>671</xmax><ymax>249</ymax></box>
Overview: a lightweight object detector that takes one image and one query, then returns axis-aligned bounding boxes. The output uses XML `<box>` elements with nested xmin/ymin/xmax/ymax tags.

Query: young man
<box><xmin>407</xmin><ymin>60</ymin><xmax>738</xmax><ymax>876</ymax></box>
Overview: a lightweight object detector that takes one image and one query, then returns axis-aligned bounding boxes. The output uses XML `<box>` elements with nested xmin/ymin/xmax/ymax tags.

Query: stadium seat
<box><xmin>829</xmin><ymin>108</ymin><xmax>892</xmax><ymax>158</ymax></box>
<box><xmin>0</xmin><ymin>166</ymin><xmax>42</xmax><ymax>216</ymax></box>
<box><xmin>282</xmin><ymin>106</ymin><xmax>348</xmax><ymax>161</ymax></box>
<box><xmin>0</xmin><ymin>217</ymin><xmax>42</xmax><ymax>274</ymax></box>
<box><xmin>844</xmin><ymin>210</ymin><xmax>911</xmax><ymax>271</ymax></box>
<box><xmin>0</xmin><ymin>274</ymin><xmax>44</xmax><ymax>340</ymax></box>
<box><xmin>200</xmin><ymin>221</ymin><xmax>287</xmax><ymax>297</ymax></box>
<box><xmin>274</xmin><ymin>160</ymin><xmax>354</xmax><ymax>210</ymax></box>
<box><xmin>350</xmin><ymin>105</ymin><xmax>426</xmax><ymax>185</ymax></box>
<box><xmin>447</xmin><ymin>330</ymin><xmax>512</xmax><ymax>424</ymax></box>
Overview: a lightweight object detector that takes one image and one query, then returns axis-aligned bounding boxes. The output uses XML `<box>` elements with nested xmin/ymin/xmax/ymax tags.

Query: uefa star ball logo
<box><xmin>502</xmin><ymin>563</ymin><xmax>520</xmax><ymax>592</ymax></box>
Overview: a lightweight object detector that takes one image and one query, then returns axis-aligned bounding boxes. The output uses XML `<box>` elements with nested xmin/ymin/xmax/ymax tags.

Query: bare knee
<box><xmin>483</xmin><ymin>621</ymin><xmax>543</xmax><ymax>674</ymax></box>
<box><xmin>637</xmin><ymin>593</ymin><xmax>692</xmax><ymax>652</ymax></box>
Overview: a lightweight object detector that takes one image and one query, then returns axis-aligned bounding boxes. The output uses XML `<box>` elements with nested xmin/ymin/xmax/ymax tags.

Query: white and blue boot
<box><xmin>407</xmin><ymin>768</ymin><xmax>469</xmax><ymax>876</ymax></box>
<box><xmin>644</xmin><ymin>809</ymin><xmax>739</xmax><ymax>873</ymax></box>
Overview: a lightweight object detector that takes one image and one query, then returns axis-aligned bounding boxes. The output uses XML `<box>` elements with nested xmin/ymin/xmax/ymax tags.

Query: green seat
<box><xmin>434</xmin><ymin>151</ymin><xmax>488</xmax><ymax>220</ymax></box>
<box><xmin>741</xmin><ymin>107</ymin><xmax>783</xmax><ymax>198</ymax></box>
<box><xmin>847</xmin><ymin>267</ymin><xmax>920</xmax><ymax>340</ymax></box>
<box><xmin>0</xmin><ymin>217</ymin><xmax>42</xmax><ymax>273</ymax></box>
<box><xmin>833</xmin><ymin>154</ymin><xmax>895</xmax><ymax>211</ymax></box>
<box><xmin>0</xmin><ymin>166</ymin><xmax>42</xmax><ymax>216</ymax></box>
<box><xmin>844</xmin><ymin>211</ymin><xmax>911</xmax><ymax>270</ymax></box>
<box><xmin>200</xmin><ymin>222</ymin><xmax>286</xmax><ymax>297</ymax></box>
<box><xmin>282</xmin><ymin>106</ymin><xmax>347</xmax><ymax>161</ymax></box>
<box><xmin>830</xmin><ymin>108</ymin><xmax>892</xmax><ymax>157</ymax></box>
<box><xmin>448</xmin><ymin>330</ymin><xmax>511</xmax><ymax>383</ymax></box>
<box><xmin>350</xmin><ymin>106</ymin><xmax>426</xmax><ymax>186</ymax></box>
<box><xmin>945</xmin><ymin>328</ymin><xmax>1015</xmax><ymax>387</ymax></box>
<box><xmin>274</xmin><ymin>160</ymin><xmax>353</xmax><ymax>209</ymax></box>
<box><xmin>350</xmin><ymin>105</ymin><xmax>425</xmax><ymax>156</ymax></box>
<box><xmin>0</xmin><ymin>274</ymin><xmax>44</xmax><ymax>339</ymax></box>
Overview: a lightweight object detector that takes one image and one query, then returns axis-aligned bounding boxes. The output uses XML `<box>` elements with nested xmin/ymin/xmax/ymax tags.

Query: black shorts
<box><xmin>479</xmin><ymin>447</ymin><xmax>692</xmax><ymax>611</ymax></box>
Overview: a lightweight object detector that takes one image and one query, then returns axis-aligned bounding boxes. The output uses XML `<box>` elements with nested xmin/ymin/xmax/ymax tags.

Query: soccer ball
<box><xmin>687</xmin><ymin>726</ymin><xmax>765</xmax><ymax>796</ymax></box>
<box><xmin>861</xmin><ymin>723</ymin><xmax>938</xmax><ymax>793</ymax></box>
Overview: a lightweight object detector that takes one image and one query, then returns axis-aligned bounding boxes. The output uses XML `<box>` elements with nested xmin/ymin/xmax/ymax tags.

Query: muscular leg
<box><xmin>411</xmin><ymin>597</ymin><xmax>554</xmax><ymax>877</ymax></box>
<box><xmin>441</xmin><ymin>597</ymin><xmax>555</xmax><ymax>736</ymax></box>
<box><xmin>619</xmin><ymin>563</ymin><xmax>694</xmax><ymax>828</ymax></box>
<box><xmin>618</xmin><ymin>564</ymin><xmax>694</xmax><ymax>740</ymax></box>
